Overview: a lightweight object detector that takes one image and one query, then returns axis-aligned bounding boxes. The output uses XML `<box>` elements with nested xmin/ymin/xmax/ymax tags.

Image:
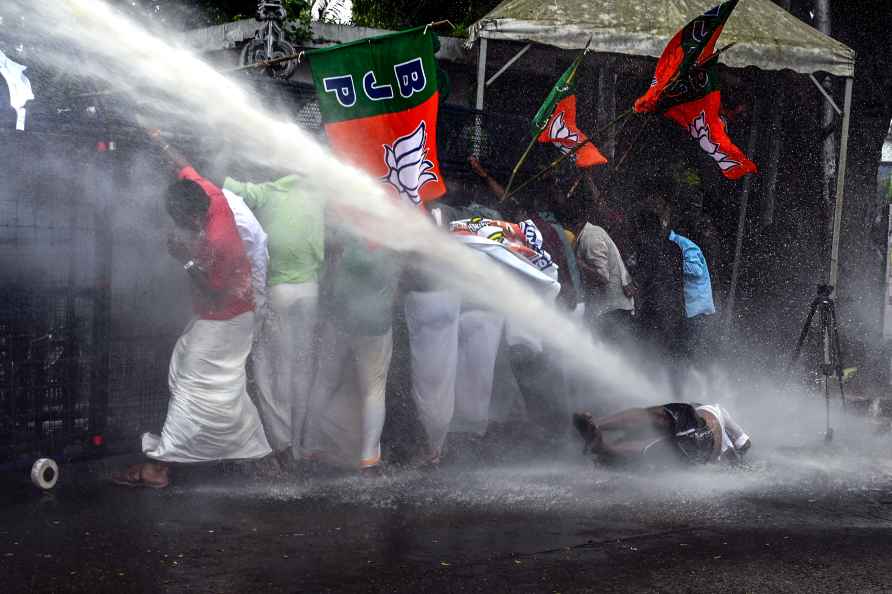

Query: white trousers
<box><xmin>404</xmin><ymin>290</ymin><xmax>461</xmax><ymax>455</ymax></box>
<box><xmin>303</xmin><ymin>321</ymin><xmax>393</xmax><ymax>468</ymax></box>
<box><xmin>251</xmin><ymin>283</ymin><xmax>319</xmax><ymax>452</ymax></box>
<box><xmin>449</xmin><ymin>309</ymin><xmax>505</xmax><ymax>436</ymax></box>
<box><xmin>143</xmin><ymin>312</ymin><xmax>272</xmax><ymax>463</ymax></box>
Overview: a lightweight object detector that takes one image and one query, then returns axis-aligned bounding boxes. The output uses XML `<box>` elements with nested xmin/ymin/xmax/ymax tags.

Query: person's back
<box><xmin>532</xmin><ymin>210</ymin><xmax>582</xmax><ymax>310</ymax></box>
<box><xmin>635</xmin><ymin>212</ymin><xmax>684</xmax><ymax>348</ymax></box>
<box><xmin>222</xmin><ymin>174</ymin><xmax>324</xmax><ymax>458</ymax></box>
<box><xmin>223</xmin><ymin>175</ymin><xmax>324</xmax><ymax>286</ymax></box>
<box><xmin>669</xmin><ymin>231</ymin><xmax>715</xmax><ymax>319</ymax></box>
<box><xmin>576</xmin><ymin>223</ymin><xmax>633</xmax><ymax>319</ymax></box>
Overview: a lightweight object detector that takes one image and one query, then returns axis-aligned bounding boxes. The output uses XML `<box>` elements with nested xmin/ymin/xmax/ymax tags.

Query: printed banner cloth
<box><xmin>308</xmin><ymin>26</ymin><xmax>446</xmax><ymax>205</ymax></box>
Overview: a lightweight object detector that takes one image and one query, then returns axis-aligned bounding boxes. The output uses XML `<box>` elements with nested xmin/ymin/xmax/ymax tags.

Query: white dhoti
<box><xmin>251</xmin><ymin>282</ymin><xmax>319</xmax><ymax>453</ymax></box>
<box><xmin>302</xmin><ymin>321</ymin><xmax>393</xmax><ymax>468</ymax></box>
<box><xmin>450</xmin><ymin>309</ymin><xmax>505</xmax><ymax>435</ymax></box>
<box><xmin>142</xmin><ymin>312</ymin><xmax>272</xmax><ymax>463</ymax></box>
<box><xmin>404</xmin><ymin>290</ymin><xmax>461</xmax><ymax>456</ymax></box>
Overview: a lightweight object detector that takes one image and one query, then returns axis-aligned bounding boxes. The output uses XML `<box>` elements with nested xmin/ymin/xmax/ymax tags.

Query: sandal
<box><xmin>111</xmin><ymin>463</ymin><xmax>169</xmax><ymax>489</ymax></box>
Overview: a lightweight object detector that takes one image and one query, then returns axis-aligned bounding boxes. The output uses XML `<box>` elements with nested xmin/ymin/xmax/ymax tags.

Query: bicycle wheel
<box><xmin>239</xmin><ymin>37</ymin><xmax>265</xmax><ymax>68</ymax></box>
<box><xmin>239</xmin><ymin>37</ymin><xmax>297</xmax><ymax>80</ymax></box>
<box><xmin>265</xmin><ymin>39</ymin><xmax>298</xmax><ymax>79</ymax></box>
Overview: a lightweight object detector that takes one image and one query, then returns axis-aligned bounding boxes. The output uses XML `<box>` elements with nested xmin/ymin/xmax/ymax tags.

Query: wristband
<box><xmin>183</xmin><ymin>259</ymin><xmax>195</xmax><ymax>271</ymax></box>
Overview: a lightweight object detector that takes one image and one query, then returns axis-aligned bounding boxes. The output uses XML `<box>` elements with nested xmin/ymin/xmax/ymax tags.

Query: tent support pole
<box><xmin>486</xmin><ymin>43</ymin><xmax>531</xmax><ymax>87</ymax></box>
<box><xmin>475</xmin><ymin>37</ymin><xmax>488</xmax><ymax>110</ymax></box>
<box><xmin>724</xmin><ymin>100</ymin><xmax>762</xmax><ymax>334</ymax></box>
<box><xmin>829</xmin><ymin>76</ymin><xmax>854</xmax><ymax>293</ymax></box>
<box><xmin>808</xmin><ymin>73</ymin><xmax>842</xmax><ymax>115</ymax></box>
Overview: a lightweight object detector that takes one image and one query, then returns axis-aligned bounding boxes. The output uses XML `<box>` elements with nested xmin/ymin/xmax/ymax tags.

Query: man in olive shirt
<box><xmin>302</xmin><ymin>231</ymin><xmax>401</xmax><ymax>470</ymax></box>
<box><xmin>222</xmin><ymin>175</ymin><xmax>324</xmax><ymax>460</ymax></box>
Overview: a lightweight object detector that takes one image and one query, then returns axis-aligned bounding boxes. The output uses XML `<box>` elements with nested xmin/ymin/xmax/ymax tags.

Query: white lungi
<box><xmin>251</xmin><ymin>282</ymin><xmax>319</xmax><ymax>452</ymax></box>
<box><xmin>404</xmin><ymin>290</ymin><xmax>461</xmax><ymax>455</ymax></box>
<box><xmin>302</xmin><ymin>321</ymin><xmax>393</xmax><ymax>468</ymax></box>
<box><xmin>450</xmin><ymin>309</ymin><xmax>505</xmax><ymax>435</ymax></box>
<box><xmin>142</xmin><ymin>312</ymin><xmax>272</xmax><ymax>463</ymax></box>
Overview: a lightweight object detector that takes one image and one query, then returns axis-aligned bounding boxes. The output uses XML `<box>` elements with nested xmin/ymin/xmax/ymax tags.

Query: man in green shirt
<box><xmin>222</xmin><ymin>175</ymin><xmax>324</xmax><ymax>460</ymax></box>
<box><xmin>301</xmin><ymin>228</ymin><xmax>401</xmax><ymax>471</ymax></box>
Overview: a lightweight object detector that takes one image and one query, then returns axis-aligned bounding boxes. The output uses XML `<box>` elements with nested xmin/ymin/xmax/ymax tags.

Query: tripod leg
<box><xmin>828</xmin><ymin>302</ymin><xmax>846</xmax><ymax>411</ymax></box>
<box><xmin>787</xmin><ymin>300</ymin><xmax>820</xmax><ymax>373</ymax></box>
<box><xmin>822</xmin><ymin>322</ymin><xmax>834</xmax><ymax>443</ymax></box>
<box><xmin>818</xmin><ymin>304</ymin><xmax>835</xmax><ymax>443</ymax></box>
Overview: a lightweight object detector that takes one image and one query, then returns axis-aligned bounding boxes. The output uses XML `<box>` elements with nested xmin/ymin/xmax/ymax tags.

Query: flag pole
<box><xmin>501</xmin><ymin>135</ymin><xmax>540</xmax><ymax>202</ymax></box>
<box><xmin>611</xmin><ymin>116</ymin><xmax>651</xmax><ymax>173</ymax></box>
<box><xmin>502</xmin><ymin>108</ymin><xmax>634</xmax><ymax>203</ymax></box>
<box><xmin>500</xmin><ymin>37</ymin><xmax>593</xmax><ymax>201</ymax></box>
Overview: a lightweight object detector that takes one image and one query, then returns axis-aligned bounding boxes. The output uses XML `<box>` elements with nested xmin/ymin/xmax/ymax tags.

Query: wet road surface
<box><xmin>4</xmin><ymin>439</ymin><xmax>892</xmax><ymax>592</ymax></box>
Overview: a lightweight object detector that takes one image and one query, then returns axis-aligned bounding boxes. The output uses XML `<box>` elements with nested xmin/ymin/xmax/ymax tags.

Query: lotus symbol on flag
<box><xmin>382</xmin><ymin>121</ymin><xmax>438</xmax><ymax>205</ymax></box>
<box><xmin>689</xmin><ymin>111</ymin><xmax>740</xmax><ymax>172</ymax></box>
<box><xmin>549</xmin><ymin>111</ymin><xmax>578</xmax><ymax>155</ymax></box>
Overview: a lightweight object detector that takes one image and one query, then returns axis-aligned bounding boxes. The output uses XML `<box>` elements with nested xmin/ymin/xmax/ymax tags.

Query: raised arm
<box><xmin>146</xmin><ymin>128</ymin><xmax>191</xmax><ymax>172</ymax></box>
<box><xmin>469</xmin><ymin>155</ymin><xmax>506</xmax><ymax>200</ymax></box>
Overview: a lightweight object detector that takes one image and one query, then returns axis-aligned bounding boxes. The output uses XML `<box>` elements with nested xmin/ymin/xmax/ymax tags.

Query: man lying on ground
<box><xmin>572</xmin><ymin>402</ymin><xmax>751</xmax><ymax>467</ymax></box>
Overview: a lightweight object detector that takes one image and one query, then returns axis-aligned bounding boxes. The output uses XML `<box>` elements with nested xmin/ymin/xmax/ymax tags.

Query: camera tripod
<box><xmin>788</xmin><ymin>284</ymin><xmax>846</xmax><ymax>442</ymax></box>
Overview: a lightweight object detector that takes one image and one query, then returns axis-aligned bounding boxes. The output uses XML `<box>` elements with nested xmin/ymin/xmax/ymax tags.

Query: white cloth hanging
<box><xmin>0</xmin><ymin>49</ymin><xmax>34</xmax><ymax>131</ymax></box>
<box><xmin>222</xmin><ymin>189</ymin><xmax>269</xmax><ymax>311</ymax></box>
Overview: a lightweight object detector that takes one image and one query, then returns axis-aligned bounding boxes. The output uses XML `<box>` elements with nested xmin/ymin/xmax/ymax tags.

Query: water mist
<box><xmin>3</xmin><ymin>0</ymin><xmax>666</xmax><ymax>406</ymax></box>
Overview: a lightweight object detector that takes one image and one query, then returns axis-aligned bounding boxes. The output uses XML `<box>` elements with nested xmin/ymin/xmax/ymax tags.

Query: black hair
<box><xmin>635</xmin><ymin>209</ymin><xmax>665</xmax><ymax>238</ymax></box>
<box><xmin>165</xmin><ymin>180</ymin><xmax>209</xmax><ymax>230</ymax></box>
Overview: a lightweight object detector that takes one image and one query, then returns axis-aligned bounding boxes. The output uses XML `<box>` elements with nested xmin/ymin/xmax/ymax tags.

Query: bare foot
<box><xmin>572</xmin><ymin>412</ymin><xmax>604</xmax><ymax>455</ymax></box>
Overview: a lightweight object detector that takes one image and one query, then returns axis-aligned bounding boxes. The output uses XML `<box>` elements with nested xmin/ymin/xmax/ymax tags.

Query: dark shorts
<box><xmin>659</xmin><ymin>403</ymin><xmax>714</xmax><ymax>465</ymax></box>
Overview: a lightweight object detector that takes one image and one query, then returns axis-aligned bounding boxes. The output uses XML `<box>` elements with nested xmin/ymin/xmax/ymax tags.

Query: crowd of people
<box><xmin>111</xmin><ymin>131</ymin><xmax>749</xmax><ymax>490</ymax></box>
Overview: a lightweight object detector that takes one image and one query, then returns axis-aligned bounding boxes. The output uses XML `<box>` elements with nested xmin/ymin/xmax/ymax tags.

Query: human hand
<box><xmin>167</xmin><ymin>232</ymin><xmax>192</xmax><ymax>263</ymax></box>
<box><xmin>622</xmin><ymin>282</ymin><xmax>639</xmax><ymax>299</ymax></box>
<box><xmin>468</xmin><ymin>155</ymin><xmax>487</xmax><ymax>178</ymax></box>
<box><xmin>146</xmin><ymin>128</ymin><xmax>163</xmax><ymax>145</ymax></box>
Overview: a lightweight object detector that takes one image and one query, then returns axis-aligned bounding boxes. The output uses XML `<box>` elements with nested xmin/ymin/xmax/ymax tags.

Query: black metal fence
<box><xmin>0</xmin><ymin>128</ymin><xmax>185</xmax><ymax>467</ymax></box>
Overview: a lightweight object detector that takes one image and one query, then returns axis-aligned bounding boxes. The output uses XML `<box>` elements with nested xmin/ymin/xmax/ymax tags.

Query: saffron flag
<box><xmin>634</xmin><ymin>0</ymin><xmax>756</xmax><ymax>180</ymax></box>
<box><xmin>532</xmin><ymin>58</ymin><xmax>607</xmax><ymax>169</ymax></box>
<box><xmin>308</xmin><ymin>27</ymin><xmax>446</xmax><ymax>205</ymax></box>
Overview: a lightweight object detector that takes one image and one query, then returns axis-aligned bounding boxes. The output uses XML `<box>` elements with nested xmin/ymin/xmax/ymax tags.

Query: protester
<box><xmin>222</xmin><ymin>174</ymin><xmax>324</xmax><ymax>462</ymax></box>
<box><xmin>572</xmin><ymin>403</ymin><xmax>751</xmax><ymax>467</ymax></box>
<box><xmin>221</xmin><ymin>189</ymin><xmax>269</xmax><ymax>314</ymax></box>
<box><xmin>402</xmin><ymin>198</ymin><xmax>465</xmax><ymax>465</ymax></box>
<box><xmin>113</xmin><ymin>134</ymin><xmax>270</xmax><ymax>488</ymax></box>
<box><xmin>527</xmin><ymin>188</ymin><xmax>585</xmax><ymax>314</ymax></box>
<box><xmin>633</xmin><ymin>207</ymin><xmax>685</xmax><ymax>367</ymax></box>
<box><xmin>402</xmin><ymin>161</ymin><xmax>534</xmax><ymax>463</ymax></box>
<box><xmin>575</xmin><ymin>216</ymin><xmax>636</xmax><ymax>344</ymax></box>
<box><xmin>669</xmin><ymin>227</ymin><xmax>717</xmax><ymax>368</ymax></box>
<box><xmin>301</xmin><ymin>226</ymin><xmax>400</xmax><ymax>472</ymax></box>
<box><xmin>448</xmin><ymin>214</ymin><xmax>560</xmax><ymax>436</ymax></box>
<box><xmin>465</xmin><ymin>157</ymin><xmax>573</xmax><ymax>436</ymax></box>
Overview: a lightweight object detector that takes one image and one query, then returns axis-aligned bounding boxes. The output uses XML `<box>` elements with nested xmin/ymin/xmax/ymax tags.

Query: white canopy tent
<box><xmin>467</xmin><ymin>0</ymin><xmax>856</xmax><ymax>310</ymax></box>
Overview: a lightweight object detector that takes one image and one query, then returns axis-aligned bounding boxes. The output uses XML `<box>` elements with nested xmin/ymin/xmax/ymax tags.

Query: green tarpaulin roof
<box><xmin>468</xmin><ymin>0</ymin><xmax>855</xmax><ymax>77</ymax></box>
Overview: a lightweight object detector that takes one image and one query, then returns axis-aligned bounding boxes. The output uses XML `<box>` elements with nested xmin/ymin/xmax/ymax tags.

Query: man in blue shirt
<box><xmin>669</xmin><ymin>230</ymin><xmax>716</xmax><ymax>319</ymax></box>
<box><xmin>669</xmin><ymin>229</ymin><xmax>716</xmax><ymax>371</ymax></box>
